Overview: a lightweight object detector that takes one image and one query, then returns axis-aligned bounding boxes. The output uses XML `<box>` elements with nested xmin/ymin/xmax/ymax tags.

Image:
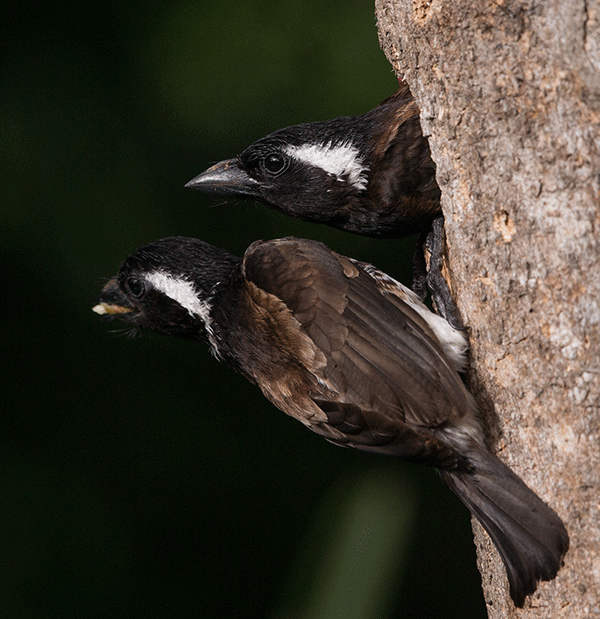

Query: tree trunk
<box><xmin>375</xmin><ymin>0</ymin><xmax>600</xmax><ymax>616</ymax></box>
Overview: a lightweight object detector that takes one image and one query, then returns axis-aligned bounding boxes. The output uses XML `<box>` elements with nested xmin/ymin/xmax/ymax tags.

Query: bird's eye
<box><xmin>126</xmin><ymin>277</ymin><xmax>145</xmax><ymax>299</ymax></box>
<box><xmin>263</xmin><ymin>153</ymin><xmax>286</xmax><ymax>175</ymax></box>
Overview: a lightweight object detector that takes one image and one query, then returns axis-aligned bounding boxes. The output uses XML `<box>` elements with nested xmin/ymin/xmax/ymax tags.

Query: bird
<box><xmin>184</xmin><ymin>84</ymin><xmax>460</xmax><ymax>327</ymax></box>
<box><xmin>185</xmin><ymin>83</ymin><xmax>440</xmax><ymax>239</ymax></box>
<box><xmin>93</xmin><ymin>235</ymin><xmax>568</xmax><ymax>607</ymax></box>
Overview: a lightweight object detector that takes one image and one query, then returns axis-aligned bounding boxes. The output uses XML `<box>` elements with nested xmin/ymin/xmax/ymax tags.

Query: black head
<box><xmin>186</xmin><ymin>87</ymin><xmax>440</xmax><ymax>237</ymax></box>
<box><xmin>186</xmin><ymin>116</ymin><xmax>371</xmax><ymax>227</ymax></box>
<box><xmin>93</xmin><ymin>237</ymin><xmax>240</xmax><ymax>341</ymax></box>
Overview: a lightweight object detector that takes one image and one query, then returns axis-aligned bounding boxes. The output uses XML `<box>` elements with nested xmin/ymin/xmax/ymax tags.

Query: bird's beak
<box><xmin>92</xmin><ymin>278</ymin><xmax>135</xmax><ymax>316</ymax></box>
<box><xmin>185</xmin><ymin>159</ymin><xmax>260</xmax><ymax>198</ymax></box>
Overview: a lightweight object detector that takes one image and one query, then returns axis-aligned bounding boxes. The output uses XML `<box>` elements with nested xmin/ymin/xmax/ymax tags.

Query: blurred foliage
<box><xmin>1</xmin><ymin>1</ymin><xmax>487</xmax><ymax>618</ymax></box>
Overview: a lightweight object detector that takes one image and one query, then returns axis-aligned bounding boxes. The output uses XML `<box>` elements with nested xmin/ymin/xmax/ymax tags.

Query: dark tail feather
<box><xmin>440</xmin><ymin>443</ymin><xmax>569</xmax><ymax>607</ymax></box>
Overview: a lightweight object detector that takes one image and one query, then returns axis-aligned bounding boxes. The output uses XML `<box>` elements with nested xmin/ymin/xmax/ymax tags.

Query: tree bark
<box><xmin>375</xmin><ymin>0</ymin><xmax>600</xmax><ymax>616</ymax></box>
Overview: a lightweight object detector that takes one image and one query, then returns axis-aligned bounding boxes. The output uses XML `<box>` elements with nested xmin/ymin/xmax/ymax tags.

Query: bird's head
<box><xmin>186</xmin><ymin>118</ymin><xmax>370</xmax><ymax>226</ymax></box>
<box><xmin>93</xmin><ymin>237</ymin><xmax>239</xmax><ymax>343</ymax></box>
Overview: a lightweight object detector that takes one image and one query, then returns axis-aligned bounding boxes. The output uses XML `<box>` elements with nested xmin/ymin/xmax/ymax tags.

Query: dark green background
<box><xmin>2</xmin><ymin>2</ymin><xmax>487</xmax><ymax>617</ymax></box>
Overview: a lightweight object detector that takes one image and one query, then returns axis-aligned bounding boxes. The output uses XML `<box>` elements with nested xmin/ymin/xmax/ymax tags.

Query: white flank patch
<box><xmin>441</xmin><ymin>414</ymin><xmax>485</xmax><ymax>447</ymax></box>
<box><xmin>360</xmin><ymin>263</ymin><xmax>469</xmax><ymax>373</ymax></box>
<box><xmin>146</xmin><ymin>270</ymin><xmax>221</xmax><ymax>356</ymax></box>
<box><xmin>284</xmin><ymin>141</ymin><xmax>368</xmax><ymax>191</ymax></box>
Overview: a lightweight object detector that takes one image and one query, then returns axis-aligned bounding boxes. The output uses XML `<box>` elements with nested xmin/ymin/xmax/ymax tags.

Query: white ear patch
<box><xmin>284</xmin><ymin>142</ymin><xmax>368</xmax><ymax>191</ymax></box>
<box><xmin>145</xmin><ymin>270</ymin><xmax>221</xmax><ymax>355</ymax></box>
<box><xmin>146</xmin><ymin>271</ymin><xmax>208</xmax><ymax>319</ymax></box>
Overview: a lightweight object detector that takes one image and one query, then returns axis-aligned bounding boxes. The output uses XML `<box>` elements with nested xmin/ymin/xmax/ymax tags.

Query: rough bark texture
<box><xmin>375</xmin><ymin>0</ymin><xmax>600</xmax><ymax>616</ymax></box>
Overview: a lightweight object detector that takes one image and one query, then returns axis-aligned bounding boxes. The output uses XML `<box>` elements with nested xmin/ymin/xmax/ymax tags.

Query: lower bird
<box><xmin>94</xmin><ymin>235</ymin><xmax>568</xmax><ymax>606</ymax></box>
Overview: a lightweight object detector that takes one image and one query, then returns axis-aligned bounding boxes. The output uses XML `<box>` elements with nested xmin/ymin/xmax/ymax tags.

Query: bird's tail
<box><xmin>440</xmin><ymin>442</ymin><xmax>569</xmax><ymax>607</ymax></box>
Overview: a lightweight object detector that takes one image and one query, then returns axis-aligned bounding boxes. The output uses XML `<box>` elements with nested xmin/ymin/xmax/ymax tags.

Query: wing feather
<box><xmin>242</xmin><ymin>237</ymin><xmax>472</xmax><ymax>433</ymax></box>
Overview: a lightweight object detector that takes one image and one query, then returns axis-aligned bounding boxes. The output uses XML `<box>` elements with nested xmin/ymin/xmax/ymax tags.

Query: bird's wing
<box><xmin>242</xmin><ymin>237</ymin><xmax>471</xmax><ymax>431</ymax></box>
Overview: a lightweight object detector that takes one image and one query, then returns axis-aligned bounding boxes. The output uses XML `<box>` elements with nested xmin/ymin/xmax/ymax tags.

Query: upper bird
<box><xmin>186</xmin><ymin>84</ymin><xmax>441</xmax><ymax>238</ymax></box>
<box><xmin>94</xmin><ymin>235</ymin><xmax>568</xmax><ymax>607</ymax></box>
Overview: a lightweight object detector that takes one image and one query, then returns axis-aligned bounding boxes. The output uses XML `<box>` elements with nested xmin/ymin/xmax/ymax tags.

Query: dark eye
<box><xmin>263</xmin><ymin>153</ymin><xmax>286</xmax><ymax>175</ymax></box>
<box><xmin>126</xmin><ymin>277</ymin><xmax>145</xmax><ymax>299</ymax></box>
